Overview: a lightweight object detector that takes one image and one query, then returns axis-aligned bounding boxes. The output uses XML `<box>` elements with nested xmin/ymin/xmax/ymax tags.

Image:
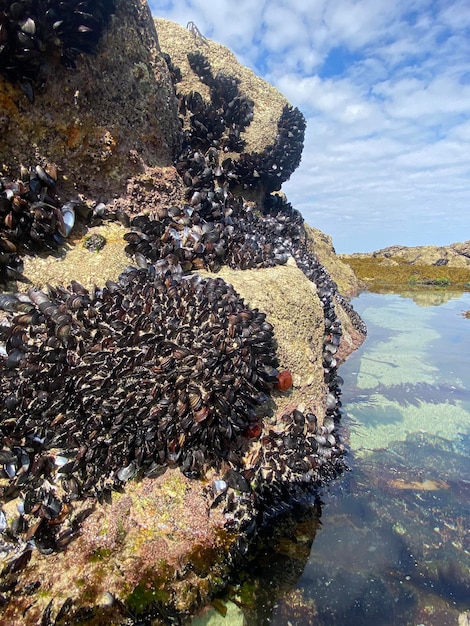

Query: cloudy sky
<box><xmin>150</xmin><ymin>1</ymin><xmax>470</xmax><ymax>253</ymax></box>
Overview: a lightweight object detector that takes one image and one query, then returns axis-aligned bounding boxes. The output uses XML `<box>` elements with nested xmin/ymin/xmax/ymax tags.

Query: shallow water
<box><xmin>194</xmin><ymin>290</ymin><xmax>470</xmax><ymax>625</ymax></box>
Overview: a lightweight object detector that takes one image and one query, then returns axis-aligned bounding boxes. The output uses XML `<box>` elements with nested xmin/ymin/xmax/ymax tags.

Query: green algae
<box><xmin>236</xmin><ymin>580</ymin><xmax>258</xmax><ymax>607</ymax></box>
<box><xmin>126</xmin><ymin>581</ymin><xmax>171</xmax><ymax>614</ymax></box>
<box><xmin>125</xmin><ymin>561</ymin><xmax>174</xmax><ymax>614</ymax></box>
<box><xmin>341</xmin><ymin>255</ymin><xmax>470</xmax><ymax>291</ymax></box>
<box><xmin>89</xmin><ymin>547</ymin><xmax>113</xmax><ymax>563</ymax></box>
<box><xmin>186</xmin><ymin>544</ymin><xmax>223</xmax><ymax>576</ymax></box>
<box><xmin>191</xmin><ymin>599</ymin><xmax>246</xmax><ymax>625</ymax></box>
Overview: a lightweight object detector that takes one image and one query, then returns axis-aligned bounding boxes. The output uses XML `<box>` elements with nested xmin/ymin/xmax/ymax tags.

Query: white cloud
<box><xmin>439</xmin><ymin>0</ymin><xmax>470</xmax><ymax>30</ymax></box>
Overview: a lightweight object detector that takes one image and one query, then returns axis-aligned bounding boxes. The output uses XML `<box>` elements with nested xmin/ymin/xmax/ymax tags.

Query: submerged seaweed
<box><xmin>348</xmin><ymin>381</ymin><xmax>470</xmax><ymax>409</ymax></box>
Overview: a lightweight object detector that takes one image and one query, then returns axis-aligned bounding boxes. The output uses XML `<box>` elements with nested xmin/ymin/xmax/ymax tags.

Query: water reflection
<box><xmin>194</xmin><ymin>291</ymin><xmax>470</xmax><ymax>625</ymax></box>
<box><xmin>373</xmin><ymin>288</ymin><xmax>466</xmax><ymax>308</ymax></box>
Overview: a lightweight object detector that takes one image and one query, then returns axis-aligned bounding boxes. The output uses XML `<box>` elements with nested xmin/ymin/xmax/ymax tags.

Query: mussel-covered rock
<box><xmin>0</xmin><ymin>8</ymin><xmax>369</xmax><ymax>625</ymax></box>
<box><xmin>124</xmin><ymin>192</ymin><xmax>305</xmax><ymax>273</ymax></box>
<box><xmin>0</xmin><ymin>164</ymin><xmax>137</xmax><ymax>287</ymax></box>
<box><xmin>231</xmin><ymin>104</ymin><xmax>306</xmax><ymax>192</ymax></box>
<box><xmin>0</xmin><ymin>165</ymin><xmax>84</xmax><ymax>284</ymax></box>
<box><xmin>0</xmin><ymin>264</ymin><xmax>279</xmax><ymax>555</ymax></box>
<box><xmin>177</xmin><ymin>50</ymin><xmax>304</xmax><ymax>193</ymax></box>
<box><xmin>0</xmin><ymin>0</ymin><xmax>116</xmax><ymax>97</ymax></box>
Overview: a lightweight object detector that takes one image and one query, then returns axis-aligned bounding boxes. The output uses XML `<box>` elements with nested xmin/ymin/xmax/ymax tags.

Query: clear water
<box><xmin>194</xmin><ymin>291</ymin><xmax>470</xmax><ymax>625</ymax></box>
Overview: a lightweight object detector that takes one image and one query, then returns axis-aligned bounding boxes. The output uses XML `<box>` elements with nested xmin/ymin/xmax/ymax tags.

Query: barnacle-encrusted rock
<box><xmin>305</xmin><ymin>225</ymin><xmax>362</xmax><ymax>298</ymax></box>
<box><xmin>156</xmin><ymin>18</ymin><xmax>305</xmax><ymax>195</ymax></box>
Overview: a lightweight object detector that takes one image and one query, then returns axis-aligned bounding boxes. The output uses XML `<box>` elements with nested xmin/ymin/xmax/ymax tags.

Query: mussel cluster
<box><xmin>336</xmin><ymin>292</ymin><xmax>368</xmax><ymax>336</ymax></box>
<box><xmin>231</xmin><ymin>104</ymin><xmax>306</xmax><ymax>193</ymax></box>
<box><xmin>124</xmin><ymin>193</ymin><xmax>304</xmax><ymax>273</ymax></box>
<box><xmin>0</xmin><ymin>0</ymin><xmax>116</xmax><ymax>98</ymax></box>
<box><xmin>125</xmin><ymin>49</ymin><xmax>354</xmax><ymax>537</ymax></box>
<box><xmin>0</xmin><ymin>263</ymin><xmax>279</xmax><ymax>556</ymax></box>
<box><xmin>202</xmin><ymin>241</ymin><xmax>349</xmax><ymax>542</ymax></box>
<box><xmin>0</xmin><ymin>164</ymin><xmax>134</xmax><ymax>286</ymax></box>
<box><xmin>127</xmin><ymin>53</ymin><xmax>307</xmax><ymax>274</ymax></box>
<box><xmin>0</xmin><ymin>164</ymin><xmax>78</xmax><ymax>282</ymax></box>
<box><xmin>161</xmin><ymin>50</ymin><xmax>182</xmax><ymax>88</ymax></box>
<box><xmin>182</xmin><ymin>50</ymin><xmax>254</xmax><ymax>153</ymax></box>
<box><xmin>175</xmin><ymin>49</ymin><xmax>305</xmax><ymax>192</ymax></box>
<box><xmin>196</xmin><ymin>229</ymin><xmax>353</xmax><ymax>539</ymax></box>
<box><xmin>127</xmin><ymin>50</ymin><xmax>306</xmax><ymax>286</ymax></box>
<box><xmin>206</xmin><ymin>405</ymin><xmax>345</xmax><ymax>546</ymax></box>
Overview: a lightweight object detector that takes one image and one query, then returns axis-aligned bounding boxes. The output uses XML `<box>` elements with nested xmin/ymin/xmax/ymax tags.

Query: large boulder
<box><xmin>0</xmin><ymin>2</ymin><xmax>365</xmax><ymax>623</ymax></box>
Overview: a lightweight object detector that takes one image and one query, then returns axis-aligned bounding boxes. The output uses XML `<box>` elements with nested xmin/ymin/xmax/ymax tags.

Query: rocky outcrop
<box><xmin>0</xmin><ymin>1</ymin><xmax>181</xmax><ymax>199</ymax></box>
<box><xmin>346</xmin><ymin>241</ymin><xmax>470</xmax><ymax>268</ymax></box>
<box><xmin>155</xmin><ymin>18</ymin><xmax>299</xmax><ymax>168</ymax></box>
<box><xmin>0</xmin><ymin>3</ymin><xmax>365</xmax><ymax>623</ymax></box>
<box><xmin>341</xmin><ymin>241</ymin><xmax>470</xmax><ymax>290</ymax></box>
<box><xmin>305</xmin><ymin>225</ymin><xmax>362</xmax><ymax>298</ymax></box>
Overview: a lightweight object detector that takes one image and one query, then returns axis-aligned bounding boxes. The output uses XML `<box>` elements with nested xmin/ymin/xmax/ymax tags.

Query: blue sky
<box><xmin>150</xmin><ymin>0</ymin><xmax>470</xmax><ymax>253</ymax></box>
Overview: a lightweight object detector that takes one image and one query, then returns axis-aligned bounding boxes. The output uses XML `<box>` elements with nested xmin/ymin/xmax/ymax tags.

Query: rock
<box><xmin>0</xmin><ymin>0</ymin><xmax>181</xmax><ymax>201</ymax></box>
<box><xmin>155</xmin><ymin>18</ymin><xmax>290</xmax><ymax>158</ymax></box>
<box><xmin>341</xmin><ymin>241</ymin><xmax>470</xmax><ymax>289</ymax></box>
<box><xmin>305</xmin><ymin>225</ymin><xmax>363</xmax><ymax>297</ymax></box>
<box><xmin>0</xmin><ymin>3</ymin><xmax>366</xmax><ymax>623</ymax></box>
<box><xmin>451</xmin><ymin>241</ymin><xmax>470</xmax><ymax>259</ymax></box>
<box><xmin>155</xmin><ymin>18</ymin><xmax>306</xmax><ymax>195</ymax></box>
<box><xmin>350</xmin><ymin>242</ymin><xmax>470</xmax><ymax>269</ymax></box>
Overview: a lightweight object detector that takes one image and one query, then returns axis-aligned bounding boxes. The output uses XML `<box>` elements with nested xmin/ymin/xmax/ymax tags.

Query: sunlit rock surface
<box><xmin>0</xmin><ymin>3</ymin><xmax>365</xmax><ymax>623</ymax></box>
<box><xmin>0</xmin><ymin>0</ymin><xmax>181</xmax><ymax>201</ymax></box>
<box><xmin>341</xmin><ymin>241</ymin><xmax>470</xmax><ymax>291</ymax></box>
<box><xmin>350</xmin><ymin>241</ymin><xmax>470</xmax><ymax>268</ymax></box>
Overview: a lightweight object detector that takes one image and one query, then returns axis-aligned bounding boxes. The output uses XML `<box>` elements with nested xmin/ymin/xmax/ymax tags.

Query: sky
<box><xmin>149</xmin><ymin>0</ymin><xmax>470</xmax><ymax>253</ymax></box>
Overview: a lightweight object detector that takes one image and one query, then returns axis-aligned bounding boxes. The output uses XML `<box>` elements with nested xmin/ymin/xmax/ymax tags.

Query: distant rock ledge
<box><xmin>346</xmin><ymin>241</ymin><xmax>470</xmax><ymax>267</ymax></box>
<box><xmin>341</xmin><ymin>241</ymin><xmax>470</xmax><ymax>290</ymax></box>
